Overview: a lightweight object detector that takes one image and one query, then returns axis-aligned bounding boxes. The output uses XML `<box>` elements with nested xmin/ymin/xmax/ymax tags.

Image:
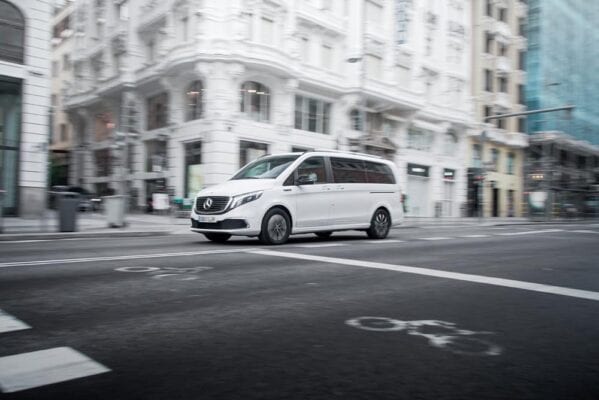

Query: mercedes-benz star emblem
<box><xmin>203</xmin><ymin>198</ymin><xmax>213</xmax><ymax>210</ymax></box>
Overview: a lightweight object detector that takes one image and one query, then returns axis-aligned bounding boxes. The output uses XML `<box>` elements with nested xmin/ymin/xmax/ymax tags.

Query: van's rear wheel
<box><xmin>366</xmin><ymin>208</ymin><xmax>391</xmax><ymax>239</ymax></box>
<box><xmin>204</xmin><ymin>232</ymin><xmax>231</xmax><ymax>243</ymax></box>
<box><xmin>259</xmin><ymin>208</ymin><xmax>291</xmax><ymax>245</ymax></box>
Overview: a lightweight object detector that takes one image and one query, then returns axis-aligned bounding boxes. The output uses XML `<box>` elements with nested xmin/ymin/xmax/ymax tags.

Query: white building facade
<box><xmin>0</xmin><ymin>0</ymin><xmax>52</xmax><ymax>217</ymax></box>
<box><xmin>66</xmin><ymin>0</ymin><xmax>474</xmax><ymax>217</ymax></box>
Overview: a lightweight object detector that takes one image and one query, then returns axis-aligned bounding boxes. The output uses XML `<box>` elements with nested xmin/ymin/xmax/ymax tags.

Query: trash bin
<box><xmin>104</xmin><ymin>195</ymin><xmax>127</xmax><ymax>228</ymax></box>
<box><xmin>57</xmin><ymin>192</ymin><xmax>80</xmax><ymax>232</ymax></box>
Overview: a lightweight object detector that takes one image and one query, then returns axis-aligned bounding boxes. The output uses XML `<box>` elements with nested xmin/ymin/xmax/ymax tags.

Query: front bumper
<box><xmin>190</xmin><ymin>207</ymin><xmax>262</xmax><ymax>236</ymax></box>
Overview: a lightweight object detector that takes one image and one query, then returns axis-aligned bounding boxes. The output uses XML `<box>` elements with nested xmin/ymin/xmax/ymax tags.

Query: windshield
<box><xmin>231</xmin><ymin>155</ymin><xmax>300</xmax><ymax>180</ymax></box>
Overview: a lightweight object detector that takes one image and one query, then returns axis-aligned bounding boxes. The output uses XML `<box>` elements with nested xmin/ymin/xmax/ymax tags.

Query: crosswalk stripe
<box><xmin>569</xmin><ymin>230</ymin><xmax>599</xmax><ymax>234</ymax></box>
<box><xmin>419</xmin><ymin>237</ymin><xmax>452</xmax><ymax>241</ymax></box>
<box><xmin>0</xmin><ymin>347</ymin><xmax>110</xmax><ymax>393</ymax></box>
<box><xmin>296</xmin><ymin>243</ymin><xmax>347</xmax><ymax>248</ymax></box>
<box><xmin>460</xmin><ymin>234</ymin><xmax>491</xmax><ymax>238</ymax></box>
<box><xmin>498</xmin><ymin>229</ymin><xmax>563</xmax><ymax>236</ymax></box>
<box><xmin>0</xmin><ymin>310</ymin><xmax>31</xmax><ymax>334</ymax></box>
<box><xmin>364</xmin><ymin>239</ymin><xmax>405</xmax><ymax>244</ymax></box>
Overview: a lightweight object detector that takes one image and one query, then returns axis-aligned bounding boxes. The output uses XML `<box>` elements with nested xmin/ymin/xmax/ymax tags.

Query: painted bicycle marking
<box><xmin>114</xmin><ymin>266</ymin><xmax>213</xmax><ymax>281</ymax></box>
<box><xmin>346</xmin><ymin>316</ymin><xmax>502</xmax><ymax>356</ymax></box>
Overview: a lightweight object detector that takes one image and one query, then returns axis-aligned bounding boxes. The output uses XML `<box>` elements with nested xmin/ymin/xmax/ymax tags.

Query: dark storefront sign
<box><xmin>443</xmin><ymin>168</ymin><xmax>455</xmax><ymax>180</ymax></box>
<box><xmin>407</xmin><ymin>163</ymin><xmax>429</xmax><ymax>177</ymax></box>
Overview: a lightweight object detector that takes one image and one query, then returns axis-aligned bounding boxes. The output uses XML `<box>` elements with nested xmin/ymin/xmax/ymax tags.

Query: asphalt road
<box><xmin>0</xmin><ymin>223</ymin><xmax>598</xmax><ymax>400</ymax></box>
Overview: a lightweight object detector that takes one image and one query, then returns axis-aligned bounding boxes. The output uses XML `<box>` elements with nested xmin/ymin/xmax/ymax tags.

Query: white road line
<box><xmin>0</xmin><ymin>240</ymin><xmax>50</xmax><ymax>244</ymax></box>
<box><xmin>498</xmin><ymin>229</ymin><xmax>564</xmax><ymax>236</ymax></box>
<box><xmin>250</xmin><ymin>249</ymin><xmax>599</xmax><ymax>303</ymax></box>
<box><xmin>0</xmin><ymin>310</ymin><xmax>31</xmax><ymax>334</ymax></box>
<box><xmin>569</xmin><ymin>230</ymin><xmax>599</xmax><ymax>234</ymax></box>
<box><xmin>0</xmin><ymin>347</ymin><xmax>110</xmax><ymax>393</ymax></box>
<box><xmin>364</xmin><ymin>239</ymin><xmax>405</xmax><ymax>244</ymax></box>
<box><xmin>296</xmin><ymin>243</ymin><xmax>347</xmax><ymax>248</ymax></box>
<box><xmin>0</xmin><ymin>248</ymin><xmax>257</xmax><ymax>269</ymax></box>
<box><xmin>419</xmin><ymin>237</ymin><xmax>452</xmax><ymax>241</ymax></box>
<box><xmin>460</xmin><ymin>235</ymin><xmax>490</xmax><ymax>238</ymax></box>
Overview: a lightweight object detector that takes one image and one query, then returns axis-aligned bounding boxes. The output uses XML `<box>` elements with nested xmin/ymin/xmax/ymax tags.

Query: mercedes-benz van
<box><xmin>190</xmin><ymin>150</ymin><xmax>403</xmax><ymax>245</ymax></box>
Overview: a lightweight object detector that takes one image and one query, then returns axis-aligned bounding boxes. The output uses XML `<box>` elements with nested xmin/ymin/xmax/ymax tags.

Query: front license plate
<box><xmin>198</xmin><ymin>216</ymin><xmax>216</xmax><ymax>223</ymax></box>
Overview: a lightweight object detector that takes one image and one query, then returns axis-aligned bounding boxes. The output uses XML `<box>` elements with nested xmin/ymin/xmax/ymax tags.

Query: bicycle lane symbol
<box><xmin>346</xmin><ymin>317</ymin><xmax>502</xmax><ymax>356</ymax></box>
<box><xmin>115</xmin><ymin>266</ymin><xmax>213</xmax><ymax>281</ymax></box>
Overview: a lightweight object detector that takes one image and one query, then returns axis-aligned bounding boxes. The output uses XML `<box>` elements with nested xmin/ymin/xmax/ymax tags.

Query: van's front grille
<box><xmin>195</xmin><ymin>196</ymin><xmax>230</xmax><ymax>214</ymax></box>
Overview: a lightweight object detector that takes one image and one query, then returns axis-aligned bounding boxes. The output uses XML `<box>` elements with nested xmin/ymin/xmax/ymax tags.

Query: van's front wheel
<box><xmin>259</xmin><ymin>208</ymin><xmax>291</xmax><ymax>245</ymax></box>
<box><xmin>366</xmin><ymin>208</ymin><xmax>391</xmax><ymax>239</ymax></box>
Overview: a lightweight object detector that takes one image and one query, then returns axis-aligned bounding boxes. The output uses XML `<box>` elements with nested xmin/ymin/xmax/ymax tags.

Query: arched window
<box><xmin>0</xmin><ymin>1</ymin><xmax>25</xmax><ymax>64</ymax></box>
<box><xmin>185</xmin><ymin>81</ymin><xmax>203</xmax><ymax>121</ymax></box>
<box><xmin>240</xmin><ymin>81</ymin><xmax>270</xmax><ymax>122</ymax></box>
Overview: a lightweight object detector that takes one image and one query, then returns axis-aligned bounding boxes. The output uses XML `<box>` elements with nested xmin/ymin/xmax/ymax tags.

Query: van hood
<box><xmin>196</xmin><ymin>179</ymin><xmax>276</xmax><ymax>197</ymax></box>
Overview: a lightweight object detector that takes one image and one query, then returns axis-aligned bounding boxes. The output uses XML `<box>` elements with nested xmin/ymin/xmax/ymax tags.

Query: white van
<box><xmin>190</xmin><ymin>150</ymin><xmax>403</xmax><ymax>244</ymax></box>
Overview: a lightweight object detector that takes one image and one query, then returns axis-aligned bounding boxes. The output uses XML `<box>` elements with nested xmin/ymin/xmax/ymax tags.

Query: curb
<box><xmin>0</xmin><ymin>230</ymin><xmax>172</xmax><ymax>241</ymax></box>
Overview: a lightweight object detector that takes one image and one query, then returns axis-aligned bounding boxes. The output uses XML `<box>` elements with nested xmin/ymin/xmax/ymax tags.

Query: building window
<box><xmin>518</xmin><ymin>117</ymin><xmax>526</xmax><ymax>133</ymax></box>
<box><xmin>260</xmin><ymin>16</ymin><xmax>275</xmax><ymax>46</ymax></box>
<box><xmin>184</xmin><ymin>141</ymin><xmax>203</xmax><ymax>198</ymax></box>
<box><xmin>300</xmin><ymin>36</ymin><xmax>310</xmax><ymax>62</ymax></box>
<box><xmin>485</xmin><ymin>0</ymin><xmax>493</xmax><ymax>17</ymax></box>
<box><xmin>507</xmin><ymin>152</ymin><xmax>515</xmax><ymax>175</ymax></box>
<box><xmin>498</xmin><ymin>43</ymin><xmax>508</xmax><ymax>57</ymax></box>
<box><xmin>146</xmin><ymin>92</ymin><xmax>169</xmax><ymax>130</ymax></box>
<box><xmin>366</xmin><ymin>0</ymin><xmax>383</xmax><ymax>25</ymax></box>
<box><xmin>60</xmin><ymin>123</ymin><xmax>68</xmax><ymax>142</ymax></box>
<box><xmin>180</xmin><ymin>16</ymin><xmax>189</xmax><ymax>42</ymax></box>
<box><xmin>407</xmin><ymin>127</ymin><xmax>433</xmax><ymax>152</ymax></box>
<box><xmin>491</xmin><ymin>148</ymin><xmax>500</xmax><ymax>171</ymax></box>
<box><xmin>484</xmin><ymin>32</ymin><xmax>493</xmax><ymax>54</ymax></box>
<box><xmin>239</xmin><ymin>140</ymin><xmax>268</xmax><ymax>167</ymax></box>
<box><xmin>365</xmin><ymin>54</ymin><xmax>383</xmax><ymax>80</ymax></box>
<box><xmin>116</xmin><ymin>0</ymin><xmax>129</xmax><ymax>20</ymax></box>
<box><xmin>146</xmin><ymin>39</ymin><xmax>155</xmax><ymax>63</ymax></box>
<box><xmin>484</xmin><ymin>105</ymin><xmax>492</xmax><ymax>120</ymax></box>
<box><xmin>94</xmin><ymin>149</ymin><xmax>112</xmax><ymax>177</ymax></box>
<box><xmin>0</xmin><ymin>0</ymin><xmax>24</xmax><ymax>64</ymax></box>
<box><xmin>518</xmin><ymin>84</ymin><xmax>525</xmax><ymax>105</ymax></box>
<box><xmin>499</xmin><ymin>76</ymin><xmax>508</xmax><ymax>93</ymax></box>
<box><xmin>518</xmin><ymin>17</ymin><xmax>526</xmax><ymax>37</ymax></box>
<box><xmin>350</xmin><ymin>109</ymin><xmax>363</xmax><ymax>131</ymax></box>
<box><xmin>443</xmin><ymin>131</ymin><xmax>458</xmax><ymax>156</ymax></box>
<box><xmin>321</xmin><ymin>44</ymin><xmax>333</xmax><ymax>70</ymax></box>
<box><xmin>52</xmin><ymin>61</ymin><xmax>59</xmax><ymax>78</ymax></box>
<box><xmin>407</xmin><ymin>163</ymin><xmax>430</xmax><ymax>177</ymax></box>
<box><xmin>484</xmin><ymin>69</ymin><xmax>493</xmax><ymax>92</ymax></box>
<box><xmin>472</xmin><ymin>144</ymin><xmax>482</xmax><ymax>168</ymax></box>
<box><xmin>240</xmin><ymin>81</ymin><xmax>270</xmax><ymax>123</ymax></box>
<box><xmin>294</xmin><ymin>95</ymin><xmax>331</xmax><ymax>134</ymax></box>
<box><xmin>518</xmin><ymin>50</ymin><xmax>526</xmax><ymax>70</ymax></box>
<box><xmin>185</xmin><ymin>81</ymin><xmax>204</xmax><ymax>121</ymax></box>
<box><xmin>145</xmin><ymin>140</ymin><xmax>168</xmax><ymax>172</ymax></box>
<box><xmin>498</xmin><ymin>7</ymin><xmax>507</xmax><ymax>22</ymax></box>
<box><xmin>496</xmin><ymin>117</ymin><xmax>505</xmax><ymax>130</ymax></box>
<box><xmin>62</xmin><ymin>54</ymin><xmax>71</xmax><ymax>71</ymax></box>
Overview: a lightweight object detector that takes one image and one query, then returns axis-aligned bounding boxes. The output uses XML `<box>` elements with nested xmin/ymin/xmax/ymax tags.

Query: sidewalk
<box><xmin>0</xmin><ymin>211</ymin><xmax>593</xmax><ymax>240</ymax></box>
<box><xmin>0</xmin><ymin>210</ymin><xmax>191</xmax><ymax>240</ymax></box>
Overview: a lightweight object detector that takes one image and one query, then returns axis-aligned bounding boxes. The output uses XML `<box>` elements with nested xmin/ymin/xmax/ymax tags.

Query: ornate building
<box><xmin>0</xmin><ymin>0</ymin><xmax>52</xmax><ymax>217</ymax></box>
<box><xmin>65</xmin><ymin>0</ymin><xmax>474</xmax><ymax>217</ymax></box>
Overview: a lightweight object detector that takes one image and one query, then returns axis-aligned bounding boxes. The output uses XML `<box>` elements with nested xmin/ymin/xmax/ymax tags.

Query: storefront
<box><xmin>0</xmin><ymin>76</ymin><xmax>21</xmax><ymax>216</ymax></box>
<box><xmin>406</xmin><ymin>163</ymin><xmax>430</xmax><ymax>217</ymax></box>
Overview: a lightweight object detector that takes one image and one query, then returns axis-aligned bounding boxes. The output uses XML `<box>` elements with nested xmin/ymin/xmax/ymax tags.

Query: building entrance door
<box><xmin>492</xmin><ymin>188</ymin><xmax>500</xmax><ymax>217</ymax></box>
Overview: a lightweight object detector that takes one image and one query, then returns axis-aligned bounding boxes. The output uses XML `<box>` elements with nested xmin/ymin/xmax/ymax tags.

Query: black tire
<box><xmin>259</xmin><ymin>208</ymin><xmax>291</xmax><ymax>245</ymax></box>
<box><xmin>315</xmin><ymin>231</ymin><xmax>333</xmax><ymax>239</ymax></box>
<box><xmin>203</xmin><ymin>232</ymin><xmax>232</xmax><ymax>243</ymax></box>
<box><xmin>366</xmin><ymin>208</ymin><xmax>391</xmax><ymax>239</ymax></box>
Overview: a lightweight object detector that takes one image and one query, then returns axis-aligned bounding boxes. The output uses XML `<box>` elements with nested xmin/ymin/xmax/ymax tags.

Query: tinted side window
<box><xmin>297</xmin><ymin>157</ymin><xmax>327</xmax><ymax>184</ymax></box>
<box><xmin>331</xmin><ymin>157</ymin><xmax>367</xmax><ymax>183</ymax></box>
<box><xmin>365</xmin><ymin>161</ymin><xmax>396</xmax><ymax>184</ymax></box>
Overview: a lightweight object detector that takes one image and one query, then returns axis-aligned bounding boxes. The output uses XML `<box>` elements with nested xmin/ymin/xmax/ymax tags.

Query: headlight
<box><xmin>230</xmin><ymin>191</ymin><xmax>263</xmax><ymax>209</ymax></box>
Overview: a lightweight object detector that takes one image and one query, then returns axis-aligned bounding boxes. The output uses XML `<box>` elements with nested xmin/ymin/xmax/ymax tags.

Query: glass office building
<box><xmin>526</xmin><ymin>0</ymin><xmax>599</xmax><ymax>145</ymax></box>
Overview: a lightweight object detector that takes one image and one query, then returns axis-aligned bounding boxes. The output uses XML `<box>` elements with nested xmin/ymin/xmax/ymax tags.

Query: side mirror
<box><xmin>296</xmin><ymin>174</ymin><xmax>317</xmax><ymax>185</ymax></box>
